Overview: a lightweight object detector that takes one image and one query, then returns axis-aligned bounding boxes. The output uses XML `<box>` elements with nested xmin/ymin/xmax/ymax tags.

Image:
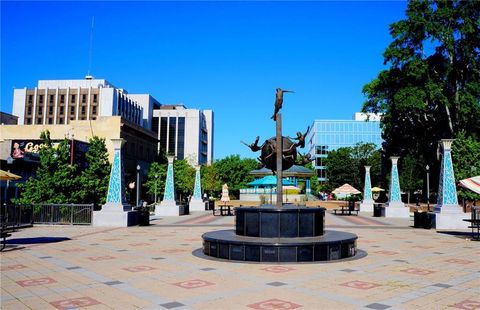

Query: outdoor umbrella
<box><xmin>220</xmin><ymin>183</ymin><xmax>230</xmax><ymax>204</ymax></box>
<box><xmin>332</xmin><ymin>184</ymin><xmax>361</xmax><ymax>196</ymax></box>
<box><xmin>0</xmin><ymin>169</ymin><xmax>21</xmax><ymax>181</ymax></box>
<box><xmin>459</xmin><ymin>176</ymin><xmax>480</xmax><ymax>195</ymax></box>
<box><xmin>371</xmin><ymin>187</ymin><xmax>385</xmax><ymax>192</ymax></box>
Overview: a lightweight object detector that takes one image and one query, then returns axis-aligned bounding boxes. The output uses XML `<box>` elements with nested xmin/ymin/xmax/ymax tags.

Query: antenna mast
<box><xmin>86</xmin><ymin>16</ymin><xmax>95</xmax><ymax>79</ymax></box>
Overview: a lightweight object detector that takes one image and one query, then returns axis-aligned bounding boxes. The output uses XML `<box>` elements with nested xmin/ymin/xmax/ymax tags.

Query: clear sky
<box><xmin>1</xmin><ymin>1</ymin><xmax>407</xmax><ymax>160</ymax></box>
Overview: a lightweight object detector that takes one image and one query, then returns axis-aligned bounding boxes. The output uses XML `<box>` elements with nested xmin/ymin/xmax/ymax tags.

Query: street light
<box><xmin>426</xmin><ymin>165</ymin><xmax>430</xmax><ymax>211</ymax></box>
<box><xmin>154</xmin><ymin>174</ymin><xmax>158</xmax><ymax>203</ymax></box>
<box><xmin>136</xmin><ymin>165</ymin><xmax>141</xmax><ymax>207</ymax></box>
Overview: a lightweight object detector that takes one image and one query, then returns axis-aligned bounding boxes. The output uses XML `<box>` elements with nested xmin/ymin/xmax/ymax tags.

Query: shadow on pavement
<box><xmin>2</xmin><ymin>237</ymin><xmax>71</xmax><ymax>245</ymax></box>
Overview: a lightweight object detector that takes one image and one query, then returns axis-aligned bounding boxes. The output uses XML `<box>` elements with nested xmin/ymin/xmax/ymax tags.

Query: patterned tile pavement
<box><xmin>1</xmin><ymin>211</ymin><xmax>479</xmax><ymax>309</ymax></box>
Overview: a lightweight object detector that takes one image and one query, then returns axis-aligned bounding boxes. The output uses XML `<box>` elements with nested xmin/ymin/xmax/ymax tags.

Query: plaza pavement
<box><xmin>1</xmin><ymin>211</ymin><xmax>479</xmax><ymax>310</ymax></box>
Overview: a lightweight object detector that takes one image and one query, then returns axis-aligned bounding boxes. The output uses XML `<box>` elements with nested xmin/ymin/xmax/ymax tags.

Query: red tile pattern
<box><xmin>445</xmin><ymin>258</ymin><xmax>474</xmax><ymax>265</ymax></box>
<box><xmin>452</xmin><ymin>299</ymin><xmax>480</xmax><ymax>310</ymax></box>
<box><xmin>248</xmin><ymin>298</ymin><xmax>302</xmax><ymax>310</ymax></box>
<box><xmin>400</xmin><ymin>268</ymin><xmax>435</xmax><ymax>275</ymax></box>
<box><xmin>16</xmin><ymin>277</ymin><xmax>57</xmax><ymax>287</ymax></box>
<box><xmin>173</xmin><ymin>279</ymin><xmax>215</xmax><ymax>289</ymax></box>
<box><xmin>340</xmin><ymin>280</ymin><xmax>381</xmax><ymax>290</ymax></box>
<box><xmin>123</xmin><ymin>265</ymin><xmax>156</xmax><ymax>272</ymax></box>
<box><xmin>261</xmin><ymin>266</ymin><xmax>295</xmax><ymax>273</ymax></box>
<box><xmin>50</xmin><ymin>297</ymin><xmax>101</xmax><ymax>309</ymax></box>
<box><xmin>1</xmin><ymin>264</ymin><xmax>27</xmax><ymax>271</ymax></box>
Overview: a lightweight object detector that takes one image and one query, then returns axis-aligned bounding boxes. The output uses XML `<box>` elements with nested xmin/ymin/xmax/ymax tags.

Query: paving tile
<box><xmin>160</xmin><ymin>301</ymin><xmax>185</xmax><ymax>309</ymax></box>
<box><xmin>365</xmin><ymin>303</ymin><xmax>391</xmax><ymax>309</ymax></box>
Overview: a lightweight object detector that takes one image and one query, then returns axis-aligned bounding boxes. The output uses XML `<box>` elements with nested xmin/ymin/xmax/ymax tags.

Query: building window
<box><xmin>71</xmin><ymin>94</ymin><xmax>76</xmax><ymax>103</ymax></box>
<box><xmin>49</xmin><ymin>95</ymin><xmax>54</xmax><ymax>103</ymax></box>
<box><xmin>60</xmin><ymin>95</ymin><xmax>65</xmax><ymax>103</ymax></box>
<box><xmin>37</xmin><ymin>118</ymin><xmax>42</xmax><ymax>123</ymax></box>
<box><xmin>168</xmin><ymin>117</ymin><xmax>177</xmax><ymax>155</ymax></box>
<box><xmin>93</xmin><ymin>94</ymin><xmax>97</xmax><ymax>103</ymax></box>
<box><xmin>38</xmin><ymin>108</ymin><xmax>42</xmax><ymax>115</ymax></box>
<box><xmin>91</xmin><ymin>116</ymin><xmax>96</xmax><ymax>120</ymax></box>
<box><xmin>81</xmin><ymin>106</ymin><xmax>86</xmax><ymax>114</ymax></box>
<box><xmin>59</xmin><ymin>118</ymin><xmax>64</xmax><ymax>124</ymax></box>
<box><xmin>92</xmin><ymin>106</ymin><xmax>97</xmax><ymax>114</ymax></box>
<box><xmin>82</xmin><ymin>94</ymin><xmax>87</xmax><ymax>103</ymax></box>
<box><xmin>27</xmin><ymin>107</ymin><xmax>32</xmax><ymax>115</ymax></box>
<box><xmin>70</xmin><ymin>117</ymin><xmax>75</xmax><ymax>121</ymax></box>
<box><xmin>49</xmin><ymin>106</ymin><xmax>54</xmax><ymax>114</ymax></box>
<box><xmin>28</xmin><ymin>95</ymin><xmax>33</xmax><ymax>103</ymax></box>
<box><xmin>177</xmin><ymin>117</ymin><xmax>185</xmax><ymax>160</ymax></box>
<box><xmin>39</xmin><ymin>95</ymin><xmax>44</xmax><ymax>103</ymax></box>
<box><xmin>160</xmin><ymin>117</ymin><xmax>168</xmax><ymax>152</ymax></box>
<box><xmin>48</xmin><ymin>118</ymin><xmax>53</xmax><ymax>124</ymax></box>
<box><xmin>152</xmin><ymin>117</ymin><xmax>159</xmax><ymax>133</ymax></box>
<box><xmin>60</xmin><ymin>106</ymin><xmax>64</xmax><ymax>115</ymax></box>
<box><xmin>26</xmin><ymin>118</ymin><xmax>31</xmax><ymax>124</ymax></box>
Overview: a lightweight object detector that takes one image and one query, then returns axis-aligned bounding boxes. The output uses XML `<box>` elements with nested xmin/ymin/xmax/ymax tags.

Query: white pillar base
<box><xmin>155</xmin><ymin>201</ymin><xmax>184</xmax><ymax>216</ymax></box>
<box><xmin>189</xmin><ymin>199</ymin><xmax>206</xmax><ymax>211</ymax></box>
<box><xmin>385</xmin><ymin>202</ymin><xmax>410</xmax><ymax>218</ymax></box>
<box><xmin>93</xmin><ymin>203</ymin><xmax>138</xmax><ymax>227</ymax></box>
<box><xmin>433</xmin><ymin>204</ymin><xmax>469</xmax><ymax>230</ymax></box>
<box><xmin>360</xmin><ymin>200</ymin><xmax>374</xmax><ymax>212</ymax></box>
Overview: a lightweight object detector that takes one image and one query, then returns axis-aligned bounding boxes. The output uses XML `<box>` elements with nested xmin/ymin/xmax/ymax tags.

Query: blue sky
<box><xmin>1</xmin><ymin>1</ymin><xmax>407</xmax><ymax>160</ymax></box>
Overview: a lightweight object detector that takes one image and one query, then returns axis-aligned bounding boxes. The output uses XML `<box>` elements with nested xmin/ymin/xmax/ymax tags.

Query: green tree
<box><xmin>452</xmin><ymin>132</ymin><xmax>480</xmax><ymax>202</ymax></box>
<box><xmin>77</xmin><ymin>136</ymin><xmax>111</xmax><ymax>206</ymax></box>
<box><xmin>201</xmin><ymin>164</ymin><xmax>222</xmax><ymax>197</ymax></box>
<box><xmin>145</xmin><ymin>162</ymin><xmax>167</xmax><ymax>203</ymax></box>
<box><xmin>305</xmin><ymin>162</ymin><xmax>320</xmax><ymax>197</ymax></box>
<box><xmin>212</xmin><ymin>155</ymin><xmax>258</xmax><ymax>199</ymax></box>
<box><xmin>399</xmin><ymin>154</ymin><xmax>423</xmax><ymax>204</ymax></box>
<box><xmin>362</xmin><ymin>0</ymin><xmax>480</xmax><ymax>174</ymax></box>
<box><xmin>173</xmin><ymin>159</ymin><xmax>196</xmax><ymax>202</ymax></box>
<box><xmin>16</xmin><ymin>131</ymin><xmax>80</xmax><ymax>204</ymax></box>
<box><xmin>324</xmin><ymin>147</ymin><xmax>356</xmax><ymax>190</ymax></box>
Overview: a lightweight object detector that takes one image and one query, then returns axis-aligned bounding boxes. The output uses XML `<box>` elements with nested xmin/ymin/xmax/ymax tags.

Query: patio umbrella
<box><xmin>220</xmin><ymin>183</ymin><xmax>230</xmax><ymax>204</ymax></box>
<box><xmin>0</xmin><ymin>169</ymin><xmax>21</xmax><ymax>181</ymax></box>
<box><xmin>459</xmin><ymin>176</ymin><xmax>480</xmax><ymax>195</ymax></box>
<box><xmin>332</xmin><ymin>183</ymin><xmax>361</xmax><ymax>195</ymax></box>
<box><xmin>371</xmin><ymin>186</ymin><xmax>385</xmax><ymax>192</ymax></box>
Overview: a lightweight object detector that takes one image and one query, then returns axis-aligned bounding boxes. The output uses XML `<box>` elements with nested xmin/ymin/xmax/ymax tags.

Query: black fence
<box><xmin>2</xmin><ymin>204</ymin><xmax>94</xmax><ymax>226</ymax></box>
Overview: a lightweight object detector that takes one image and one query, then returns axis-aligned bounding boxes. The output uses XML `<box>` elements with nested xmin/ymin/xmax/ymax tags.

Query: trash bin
<box><xmin>413</xmin><ymin>211</ymin><xmax>422</xmax><ymax>228</ymax></box>
<box><xmin>373</xmin><ymin>204</ymin><xmax>382</xmax><ymax>217</ymax></box>
<box><xmin>208</xmin><ymin>200</ymin><xmax>215</xmax><ymax>210</ymax></box>
<box><xmin>137</xmin><ymin>208</ymin><xmax>150</xmax><ymax>226</ymax></box>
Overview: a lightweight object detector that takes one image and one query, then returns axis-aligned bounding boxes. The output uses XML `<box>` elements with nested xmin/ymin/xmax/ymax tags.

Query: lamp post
<box><xmin>136</xmin><ymin>165</ymin><xmax>141</xmax><ymax>207</ymax></box>
<box><xmin>426</xmin><ymin>164</ymin><xmax>430</xmax><ymax>211</ymax></box>
<box><xmin>154</xmin><ymin>174</ymin><xmax>158</xmax><ymax>203</ymax></box>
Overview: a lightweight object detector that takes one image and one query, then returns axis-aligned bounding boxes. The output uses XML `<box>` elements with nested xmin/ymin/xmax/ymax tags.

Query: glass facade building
<box><xmin>306</xmin><ymin>115</ymin><xmax>382</xmax><ymax>183</ymax></box>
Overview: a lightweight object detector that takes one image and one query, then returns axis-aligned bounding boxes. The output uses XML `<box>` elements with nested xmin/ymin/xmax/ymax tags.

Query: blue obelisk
<box><xmin>360</xmin><ymin>166</ymin><xmax>374</xmax><ymax>212</ymax></box>
<box><xmin>156</xmin><ymin>156</ymin><xmax>182</xmax><ymax>216</ymax></box>
<box><xmin>190</xmin><ymin>166</ymin><xmax>205</xmax><ymax>211</ymax></box>
<box><xmin>385</xmin><ymin>156</ymin><xmax>409</xmax><ymax>218</ymax></box>
<box><xmin>433</xmin><ymin>139</ymin><xmax>468</xmax><ymax>229</ymax></box>
<box><xmin>93</xmin><ymin>139</ymin><xmax>137</xmax><ymax>226</ymax></box>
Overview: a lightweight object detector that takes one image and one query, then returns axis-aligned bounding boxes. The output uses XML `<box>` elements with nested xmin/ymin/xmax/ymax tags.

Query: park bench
<box><xmin>333</xmin><ymin>201</ymin><xmax>359</xmax><ymax>216</ymax></box>
<box><xmin>463</xmin><ymin>205</ymin><xmax>480</xmax><ymax>240</ymax></box>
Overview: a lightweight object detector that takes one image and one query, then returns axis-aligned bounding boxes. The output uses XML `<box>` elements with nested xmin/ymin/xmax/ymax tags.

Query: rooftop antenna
<box><xmin>86</xmin><ymin>16</ymin><xmax>95</xmax><ymax>80</ymax></box>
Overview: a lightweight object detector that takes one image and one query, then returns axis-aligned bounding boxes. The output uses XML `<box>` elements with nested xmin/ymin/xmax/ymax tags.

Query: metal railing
<box><xmin>31</xmin><ymin>204</ymin><xmax>94</xmax><ymax>225</ymax></box>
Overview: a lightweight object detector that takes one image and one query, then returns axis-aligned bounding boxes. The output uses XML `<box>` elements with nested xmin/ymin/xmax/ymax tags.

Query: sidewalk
<box><xmin>1</xmin><ymin>211</ymin><xmax>478</xmax><ymax>309</ymax></box>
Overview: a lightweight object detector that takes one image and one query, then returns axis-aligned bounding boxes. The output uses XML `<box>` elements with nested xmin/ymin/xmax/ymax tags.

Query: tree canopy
<box><xmin>362</xmin><ymin>0</ymin><xmax>480</xmax><ymax>168</ymax></box>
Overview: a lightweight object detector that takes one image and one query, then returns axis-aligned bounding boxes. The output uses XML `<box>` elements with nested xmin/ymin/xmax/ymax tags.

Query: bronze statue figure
<box><xmin>271</xmin><ymin>88</ymin><xmax>294</xmax><ymax>121</ymax></box>
<box><xmin>290</xmin><ymin>126</ymin><xmax>310</xmax><ymax>148</ymax></box>
<box><xmin>241</xmin><ymin>136</ymin><xmax>262</xmax><ymax>152</ymax></box>
<box><xmin>296</xmin><ymin>153</ymin><xmax>313</xmax><ymax>166</ymax></box>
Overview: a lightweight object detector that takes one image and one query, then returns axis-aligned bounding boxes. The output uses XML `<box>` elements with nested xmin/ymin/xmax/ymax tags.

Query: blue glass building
<box><xmin>305</xmin><ymin>113</ymin><xmax>383</xmax><ymax>183</ymax></box>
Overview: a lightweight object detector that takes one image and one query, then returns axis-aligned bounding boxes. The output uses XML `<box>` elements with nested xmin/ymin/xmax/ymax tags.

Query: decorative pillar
<box><xmin>189</xmin><ymin>166</ymin><xmax>206</xmax><ymax>211</ymax></box>
<box><xmin>360</xmin><ymin>166</ymin><xmax>374</xmax><ymax>212</ymax></box>
<box><xmin>433</xmin><ymin>139</ymin><xmax>468</xmax><ymax>229</ymax></box>
<box><xmin>156</xmin><ymin>156</ymin><xmax>183</xmax><ymax>216</ymax></box>
<box><xmin>385</xmin><ymin>156</ymin><xmax>409</xmax><ymax>218</ymax></box>
<box><xmin>93</xmin><ymin>139</ymin><xmax>138</xmax><ymax>227</ymax></box>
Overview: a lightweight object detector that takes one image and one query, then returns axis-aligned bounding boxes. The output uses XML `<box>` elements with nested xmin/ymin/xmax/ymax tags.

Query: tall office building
<box><xmin>305</xmin><ymin>113</ymin><xmax>382</xmax><ymax>183</ymax></box>
<box><xmin>152</xmin><ymin>105</ymin><xmax>214</xmax><ymax>166</ymax></box>
<box><xmin>12</xmin><ymin>78</ymin><xmax>160</xmax><ymax>130</ymax></box>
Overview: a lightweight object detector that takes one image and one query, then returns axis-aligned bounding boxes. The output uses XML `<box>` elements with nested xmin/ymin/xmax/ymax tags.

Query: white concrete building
<box><xmin>12</xmin><ymin>77</ymin><xmax>160</xmax><ymax>131</ymax></box>
<box><xmin>152</xmin><ymin>105</ymin><xmax>214</xmax><ymax>166</ymax></box>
